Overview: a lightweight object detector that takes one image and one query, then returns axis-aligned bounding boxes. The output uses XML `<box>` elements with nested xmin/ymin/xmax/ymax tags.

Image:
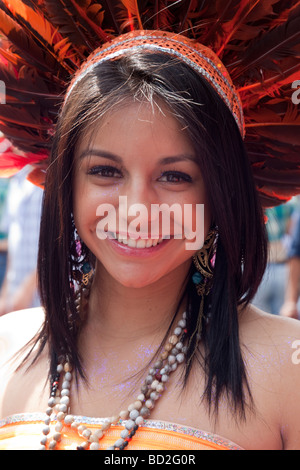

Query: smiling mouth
<box><xmin>114</xmin><ymin>237</ymin><xmax>165</xmax><ymax>248</ymax></box>
<box><xmin>105</xmin><ymin>231</ymin><xmax>175</xmax><ymax>249</ymax></box>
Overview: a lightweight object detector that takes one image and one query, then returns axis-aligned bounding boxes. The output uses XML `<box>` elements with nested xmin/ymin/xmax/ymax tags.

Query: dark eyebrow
<box><xmin>78</xmin><ymin>149</ymin><xmax>199</xmax><ymax>166</ymax></box>
<box><xmin>159</xmin><ymin>155</ymin><xmax>199</xmax><ymax>165</ymax></box>
<box><xmin>78</xmin><ymin>149</ymin><xmax>123</xmax><ymax>163</ymax></box>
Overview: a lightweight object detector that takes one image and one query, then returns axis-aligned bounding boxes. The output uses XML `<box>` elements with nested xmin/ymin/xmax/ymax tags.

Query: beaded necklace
<box><xmin>39</xmin><ymin>311</ymin><xmax>188</xmax><ymax>450</ymax></box>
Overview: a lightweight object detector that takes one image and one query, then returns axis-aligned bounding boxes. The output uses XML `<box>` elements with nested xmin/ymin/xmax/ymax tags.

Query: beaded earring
<box><xmin>192</xmin><ymin>227</ymin><xmax>218</xmax><ymax>297</ymax></box>
<box><xmin>190</xmin><ymin>227</ymin><xmax>218</xmax><ymax>345</ymax></box>
<box><xmin>81</xmin><ymin>261</ymin><xmax>93</xmax><ymax>286</ymax></box>
<box><xmin>70</xmin><ymin>217</ymin><xmax>94</xmax><ymax>323</ymax></box>
<box><xmin>70</xmin><ymin>216</ymin><xmax>94</xmax><ymax>287</ymax></box>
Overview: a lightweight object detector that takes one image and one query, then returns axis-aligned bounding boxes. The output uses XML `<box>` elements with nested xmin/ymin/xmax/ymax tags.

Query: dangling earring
<box><xmin>192</xmin><ymin>227</ymin><xmax>217</xmax><ymax>297</ymax></box>
<box><xmin>70</xmin><ymin>215</ymin><xmax>94</xmax><ymax>288</ymax></box>
<box><xmin>73</xmin><ymin>261</ymin><xmax>93</xmax><ymax>326</ymax></box>
<box><xmin>189</xmin><ymin>226</ymin><xmax>218</xmax><ymax>348</ymax></box>
<box><xmin>70</xmin><ymin>217</ymin><xmax>94</xmax><ymax>324</ymax></box>
<box><xmin>81</xmin><ymin>261</ymin><xmax>93</xmax><ymax>286</ymax></box>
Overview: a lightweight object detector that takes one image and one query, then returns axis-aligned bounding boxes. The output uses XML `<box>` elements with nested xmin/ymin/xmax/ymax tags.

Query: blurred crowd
<box><xmin>252</xmin><ymin>196</ymin><xmax>300</xmax><ymax>319</ymax></box>
<box><xmin>0</xmin><ymin>167</ymin><xmax>42</xmax><ymax>316</ymax></box>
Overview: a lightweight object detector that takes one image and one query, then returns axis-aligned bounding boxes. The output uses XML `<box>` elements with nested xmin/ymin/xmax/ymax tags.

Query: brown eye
<box><xmin>88</xmin><ymin>166</ymin><xmax>122</xmax><ymax>177</ymax></box>
<box><xmin>159</xmin><ymin>171</ymin><xmax>192</xmax><ymax>183</ymax></box>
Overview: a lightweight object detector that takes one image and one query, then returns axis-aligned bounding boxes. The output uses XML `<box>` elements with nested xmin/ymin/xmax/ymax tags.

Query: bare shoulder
<box><xmin>0</xmin><ymin>307</ymin><xmax>45</xmax><ymax>368</ymax></box>
<box><xmin>239</xmin><ymin>303</ymin><xmax>300</xmax><ymax>346</ymax></box>
<box><xmin>0</xmin><ymin>308</ymin><xmax>47</xmax><ymax>420</ymax></box>
<box><xmin>239</xmin><ymin>303</ymin><xmax>300</xmax><ymax>369</ymax></box>
<box><xmin>239</xmin><ymin>304</ymin><xmax>300</xmax><ymax>449</ymax></box>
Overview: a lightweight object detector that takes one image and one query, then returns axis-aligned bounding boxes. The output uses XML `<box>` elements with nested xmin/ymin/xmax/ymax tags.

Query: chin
<box><xmin>114</xmin><ymin>275</ymin><xmax>159</xmax><ymax>289</ymax></box>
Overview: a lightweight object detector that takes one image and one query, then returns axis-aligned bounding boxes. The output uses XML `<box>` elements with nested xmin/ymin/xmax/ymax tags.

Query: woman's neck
<box><xmin>79</xmin><ymin>261</ymin><xmax>190</xmax><ymax>351</ymax></box>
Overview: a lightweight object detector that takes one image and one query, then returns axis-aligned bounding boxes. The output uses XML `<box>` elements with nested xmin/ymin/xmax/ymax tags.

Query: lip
<box><xmin>106</xmin><ymin>235</ymin><xmax>174</xmax><ymax>258</ymax></box>
<box><xmin>109</xmin><ymin>231</ymin><xmax>171</xmax><ymax>240</ymax></box>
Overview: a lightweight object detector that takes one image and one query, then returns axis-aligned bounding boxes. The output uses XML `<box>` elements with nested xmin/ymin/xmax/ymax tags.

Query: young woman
<box><xmin>0</xmin><ymin>30</ymin><xmax>300</xmax><ymax>451</ymax></box>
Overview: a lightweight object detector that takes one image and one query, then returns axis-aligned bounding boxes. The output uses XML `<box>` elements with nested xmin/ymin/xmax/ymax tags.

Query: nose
<box><xmin>118</xmin><ymin>177</ymin><xmax>160</xmax><ymax>238</ymax></box>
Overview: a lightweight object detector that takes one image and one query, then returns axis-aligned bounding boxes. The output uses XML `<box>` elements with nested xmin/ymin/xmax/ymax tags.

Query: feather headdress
<box><xmin>0</xmin><ymin>0</ymin><xmax>299</xmax><ymax>206</ymax></box>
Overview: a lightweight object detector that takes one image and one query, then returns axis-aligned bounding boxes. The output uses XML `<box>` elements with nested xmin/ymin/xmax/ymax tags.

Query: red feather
<box><xmin>0</xmin><ymin>137</ymin><xmax>48</xmax><ymax>177</ymax></box>
<box><xmin>0</xmin><ymin>0</ymin><xmax>299</xmax><ymax>207</ymax></box>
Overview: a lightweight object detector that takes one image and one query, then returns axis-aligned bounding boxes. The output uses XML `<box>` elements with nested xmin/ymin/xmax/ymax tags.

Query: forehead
<box><xmin>75</xmin><ymin>99</ymin><xmax>195</xmax><ymax>159</ymax></box>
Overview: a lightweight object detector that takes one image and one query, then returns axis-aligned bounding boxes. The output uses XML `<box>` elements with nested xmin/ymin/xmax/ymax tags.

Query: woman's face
<box><xmin>73</xmin><ymin>100</ymin><xmax>211</xmax><ymax>288</ymax></box>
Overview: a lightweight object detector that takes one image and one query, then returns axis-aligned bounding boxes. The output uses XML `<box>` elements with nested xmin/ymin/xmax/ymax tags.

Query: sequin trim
<box><xmin>65</xmin><ymin>45</ymin><xmax>243</xmax><ymax>134</ymax></box>
<box><xmin>64</xmin><ymin>31</ymin><xmax>245</xmax><ymax>138</ymax></box>
<box><xmin>0</xmin><ymin>413</ymin><xmax>243</xmax><ymax>450</ymax></box>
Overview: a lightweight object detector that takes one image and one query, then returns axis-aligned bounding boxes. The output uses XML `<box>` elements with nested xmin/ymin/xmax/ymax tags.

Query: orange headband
<box><xmin>65</xmin><ymin>30</ymin><xmax>245</xmax><ymax>138</ymax></box>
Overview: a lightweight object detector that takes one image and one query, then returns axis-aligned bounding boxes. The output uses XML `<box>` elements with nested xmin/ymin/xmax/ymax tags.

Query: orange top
<box><xmin>0</xmin><ymin>413</ymin><xmax>243</xmax><ymax>450</ymax></box>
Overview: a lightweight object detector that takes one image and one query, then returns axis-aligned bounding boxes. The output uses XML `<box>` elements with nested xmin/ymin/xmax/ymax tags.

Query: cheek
<box><xmin>181</xmin><ymin>188</ymin><xmax>211</xmax><ymax>238</ymax></box>
<box><xmin>195</xmin><ymin>184</ymin><xmax>212</xmax><ymax>232</ymax></box>
<box><xmin>73</xmin><ymin>177</ymin><xmax>118</xmax><ymax>243</ymax></box>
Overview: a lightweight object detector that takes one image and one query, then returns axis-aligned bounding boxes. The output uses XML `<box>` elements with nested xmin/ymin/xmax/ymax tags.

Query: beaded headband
<box><xmin>65</xmin><ymin>30</ymin><xmax>245</xmax><ymax>138</ymax></box>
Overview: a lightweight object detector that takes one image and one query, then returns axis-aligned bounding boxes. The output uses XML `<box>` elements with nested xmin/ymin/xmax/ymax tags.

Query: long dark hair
<box><xmin>34</xmin><ymin>51</ymin><xmax>268</xmax><ymax>418</ymax></box>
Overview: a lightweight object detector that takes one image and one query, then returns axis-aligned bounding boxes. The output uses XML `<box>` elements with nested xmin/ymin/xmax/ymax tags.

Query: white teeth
<box><xmin>127</xmin><ymin>238</ymin><xmax>137</xmax><ymax>248</ymax></box>
<box><xmin>115</xmin><ymin>236</ymin><xmax>164</xmax><ymax>248</ymax></box>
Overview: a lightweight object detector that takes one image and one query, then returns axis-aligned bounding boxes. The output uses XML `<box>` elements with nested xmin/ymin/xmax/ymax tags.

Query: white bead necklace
<box><xmin>40</xmin><ymin>311</ymin><xmax>188</xmax><ymax>450</ymax></box>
